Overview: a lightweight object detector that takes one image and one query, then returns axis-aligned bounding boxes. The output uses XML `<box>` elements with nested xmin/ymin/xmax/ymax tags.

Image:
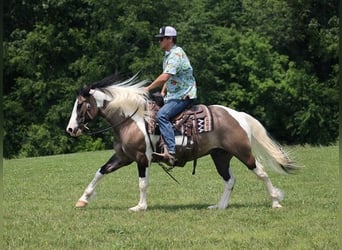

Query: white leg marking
<box><xmin>208</xmin><ymin>169</ymin><xmax>235</xmax><ymax>209</ymax></box>
<box><xmin>253</xmin><ymin>161</ymin><xmax>284</xmax><ymax>208</ymax></box>
<box><xmin>129</xmin><ymin>168</ymin><xmax>149</xmax><ymax>212</ymax></box>
<box><xmin>75</xmin><ymin>169</ymin><xmax>104</xmax><ymax>208</ymax></box>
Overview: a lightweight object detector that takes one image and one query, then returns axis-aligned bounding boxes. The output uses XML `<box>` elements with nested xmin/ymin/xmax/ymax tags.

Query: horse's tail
<box><xmin>243</xmin><ymin>113</ymin><xmax>298</xmax><ymax>174</ymax></box>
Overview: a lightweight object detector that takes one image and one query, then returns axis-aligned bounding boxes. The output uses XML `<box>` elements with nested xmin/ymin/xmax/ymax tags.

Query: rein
<box><xmin>85</xmin><ymin>107</ymin><xmax>139</xmax><ymax>136</ymax></box>
<box><xmin>157</xmin><ymin>162</ymin><xmax>180</xmax><ymax>184</ymax></box>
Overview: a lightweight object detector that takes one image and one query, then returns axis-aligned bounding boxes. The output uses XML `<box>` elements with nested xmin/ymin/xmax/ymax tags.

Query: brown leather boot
<box><xmin>152</xmin><ymin>147</ymin><xmax>175</xmax><ymax>166</ymax></box>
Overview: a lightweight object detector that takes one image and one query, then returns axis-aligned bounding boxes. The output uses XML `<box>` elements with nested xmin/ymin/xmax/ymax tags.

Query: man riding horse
<box><xmin>145</xmin><ymin>26</ymin><xmax>197</xmax><ymax>166</ymax></box>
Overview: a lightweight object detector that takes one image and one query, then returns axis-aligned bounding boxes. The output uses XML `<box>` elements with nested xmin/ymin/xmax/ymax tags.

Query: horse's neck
<box><xmin>99</xmin><ymin>107</ymin><xmax>118</xmax><ymax>123</ymax></box>
<box><xmin>100</xmin><ymin>107</ymin><xmax>130</xmax><ymax>132</ymax></box>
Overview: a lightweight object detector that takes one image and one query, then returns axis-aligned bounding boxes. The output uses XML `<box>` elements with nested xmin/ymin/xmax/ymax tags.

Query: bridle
<box><xmin>76</xmin><ymin>95</ymin><xmax>139</xmax><ymax>136</ymax></box>
<box><xmin>76</xmin><ymin>96</ymin><xmax>96</xmax><ymax>132</ymax></box>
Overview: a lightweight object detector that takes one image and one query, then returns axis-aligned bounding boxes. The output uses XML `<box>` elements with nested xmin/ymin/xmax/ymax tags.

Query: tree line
<box><xmin>4</xmin><ymin>0</ymin><xmax>338</xmax><ymax>158</ymax></box>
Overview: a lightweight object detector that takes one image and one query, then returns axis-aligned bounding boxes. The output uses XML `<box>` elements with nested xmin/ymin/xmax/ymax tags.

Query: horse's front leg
<box><xmin>75</xmin><ymin>154</ymin><xmax>132</xmax><ymax>208</ymax></box>
<box><xmin>128</xmin><ymin>154</ymin><xmax>150</xmax><ymax>212</ymax></box>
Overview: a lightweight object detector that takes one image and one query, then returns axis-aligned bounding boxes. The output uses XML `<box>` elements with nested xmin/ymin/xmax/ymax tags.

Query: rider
<box><xmin>145</xmin><ymin>26</ymin><xmax>197</xmax><ymax>166</ymax></box>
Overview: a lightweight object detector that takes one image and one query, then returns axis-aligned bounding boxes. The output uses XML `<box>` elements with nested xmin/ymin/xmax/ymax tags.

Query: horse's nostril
<box><xmin>67</xmin><ymin>128</ymin><xmax>73</xmax><ymax>133</ymax></box>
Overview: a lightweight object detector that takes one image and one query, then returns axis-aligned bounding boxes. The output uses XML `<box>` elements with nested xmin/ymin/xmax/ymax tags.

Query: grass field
<box><xmin>4</xmin><ymin>145</ymin><xmax>338</xmax><ymax>249</ymax></box>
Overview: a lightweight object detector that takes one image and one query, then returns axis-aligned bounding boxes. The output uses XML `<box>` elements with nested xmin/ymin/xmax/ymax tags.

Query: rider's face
<box><xmin>159</xmin><ymin>37</ymin><xmax>173</xmax><ymax>51</ymax></box>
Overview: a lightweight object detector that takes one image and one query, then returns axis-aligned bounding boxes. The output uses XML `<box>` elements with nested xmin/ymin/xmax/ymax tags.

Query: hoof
<box><xmin>272</xmin><ymin>201</ymin><xmax>283</xmax><ymax>208</ymax></box>
<box><xmin>128</xmin><ymin>205</ymin><xmax>147</xmax><ymax>212</ymax></box>
<box><xmin>207</xmin><ymin>205</ymin><xmax>218</xmax><ymax>209</ymax></box>
<box><xmin>75</xmin><ymin>200</ymin><xmax>88</xmax><ymax>208</ymax></box>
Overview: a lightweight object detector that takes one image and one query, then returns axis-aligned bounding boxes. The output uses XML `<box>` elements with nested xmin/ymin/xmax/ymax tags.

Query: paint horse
<box><xmin>66</xmin><ymin>74</ymin><xmax>297</xmax><ymax>211</ymax></box>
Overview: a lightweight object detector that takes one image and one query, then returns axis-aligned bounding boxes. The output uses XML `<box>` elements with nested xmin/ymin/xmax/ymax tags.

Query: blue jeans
<box><xmin>157</xmin><ymin>98</ymin><xmax>195</xmax><ymax>154</ymax></box>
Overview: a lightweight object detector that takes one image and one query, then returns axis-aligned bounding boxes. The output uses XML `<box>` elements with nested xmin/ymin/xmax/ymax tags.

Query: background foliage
<box><xmin>4</xmin><ymin>0</ymin><xmax>339</xmax><ymax>158</ymax></box>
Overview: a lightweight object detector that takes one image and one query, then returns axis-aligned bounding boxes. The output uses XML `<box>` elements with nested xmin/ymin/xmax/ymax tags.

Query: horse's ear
<box><xmin>78</xmin><ymin>85</ymin><xmax>92</xmax><ymax>97</ymax></box>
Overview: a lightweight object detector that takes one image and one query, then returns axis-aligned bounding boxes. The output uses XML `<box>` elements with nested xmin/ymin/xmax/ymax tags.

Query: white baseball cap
<box><xmin>155</xmin><ymin>26</ymin><xmax>177</xmax><ymax>38</ymax></box>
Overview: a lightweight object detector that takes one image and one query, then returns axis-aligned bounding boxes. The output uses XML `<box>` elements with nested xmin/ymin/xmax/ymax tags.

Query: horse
<box><xmin>66</xmin><ymin>74</ymin><xmax>297</xmax><ymax>212</ymax></box>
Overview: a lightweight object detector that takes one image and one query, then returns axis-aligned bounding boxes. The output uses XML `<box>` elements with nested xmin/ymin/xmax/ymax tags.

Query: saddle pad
<box><xmin>145</xmin><ymin>102</ymin><xmax>213</xmax><ymax>136</ymax></box>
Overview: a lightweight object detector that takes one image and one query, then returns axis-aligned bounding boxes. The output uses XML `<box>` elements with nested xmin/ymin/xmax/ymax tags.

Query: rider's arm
<box><xmin>161</xmin><ymin>82</ymin><xmax>167</xmax><ymax>97</ymax></box>
<box><xmin>146</xmin><ymin>73</ymin><xmax>171</xmax><ymax>92</ymax></box>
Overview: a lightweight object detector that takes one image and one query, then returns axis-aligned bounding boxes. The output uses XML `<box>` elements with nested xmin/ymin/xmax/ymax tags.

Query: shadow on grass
<box><xmin>148</xmin><ymin>202</ymin><xmax>268</xmax><ymax>211</ymax></box>
<box><xmin>148</xmin><ymin>203</ymin><xmax>210</xmax><ymax>210</ymax></box>
<box><xmin>80</xmin><ymin>201</ymin><xmax>268</xmax><ymax>211</ymax></box>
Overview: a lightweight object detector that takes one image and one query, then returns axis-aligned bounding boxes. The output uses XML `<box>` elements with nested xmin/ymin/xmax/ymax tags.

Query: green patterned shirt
<box><xmin>163</xmin><ymin>45</ymin><xmax>197</xmax><ymax>102</ymax></box>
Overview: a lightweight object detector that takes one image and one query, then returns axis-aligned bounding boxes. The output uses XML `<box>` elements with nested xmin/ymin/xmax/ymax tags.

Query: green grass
<box><xmin>4</xmin><ymin>146</ymin><xmax>338</xmax><ymax>249</ymax></box>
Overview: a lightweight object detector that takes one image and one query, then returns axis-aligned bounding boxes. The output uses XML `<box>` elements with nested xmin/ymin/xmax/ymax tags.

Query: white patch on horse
<box><xmin>214</xmin><ymin>105</ymin><xmax>252</xmax><ymax>140</ymax></box>
<box><xmin>89</xmin><ymin>89</ymin><xmax>112</xmax><ymax>107</ymax></box>
<box><xmin>130</xmin><ymin>116</ymin><xmax>159</xmax><ymax>163</ymax></box>
<box><xmin>175</xmin><ymin>136</ymin><xmax>188</xmax><ymax>147</ymax></box>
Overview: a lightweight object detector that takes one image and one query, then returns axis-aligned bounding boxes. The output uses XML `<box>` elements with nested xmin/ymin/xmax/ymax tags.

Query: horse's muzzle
<box><xmin>67</xmin><ymin>127</ymin><xmax>83</xmax><ymax>137</ymax></box>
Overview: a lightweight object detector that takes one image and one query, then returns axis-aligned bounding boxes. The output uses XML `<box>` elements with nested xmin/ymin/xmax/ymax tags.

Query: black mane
<box><xmin>91</xmin><ymin>73</ymin><xmax>122</xmax><ymax>89</ymax></box>
<box><xmin>77</xmin><ymin>71</ymin><xmax>126</xmax><ymax>96</ymax></box>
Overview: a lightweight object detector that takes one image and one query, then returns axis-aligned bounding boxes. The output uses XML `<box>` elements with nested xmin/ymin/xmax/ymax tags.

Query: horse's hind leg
<box><xmin>230</xmin><ymin>140</ymin><xmax>285</xmax><ymax>208</ymax></box>
<box><xmin>208</xmin><ymin>149</ymin><xmax>235</xmax><ymax>209</ymax></box>
<box><xmin>252</xmin><ymin>160</ymin><xmax>284</xmax><ymax>208</ymax></box>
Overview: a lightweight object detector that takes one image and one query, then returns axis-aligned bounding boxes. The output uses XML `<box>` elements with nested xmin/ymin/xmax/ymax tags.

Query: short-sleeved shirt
<box><xmin>163</xmin><ymin>45</ymin><xmax>197</xmax><ymax>103</ymax></box>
